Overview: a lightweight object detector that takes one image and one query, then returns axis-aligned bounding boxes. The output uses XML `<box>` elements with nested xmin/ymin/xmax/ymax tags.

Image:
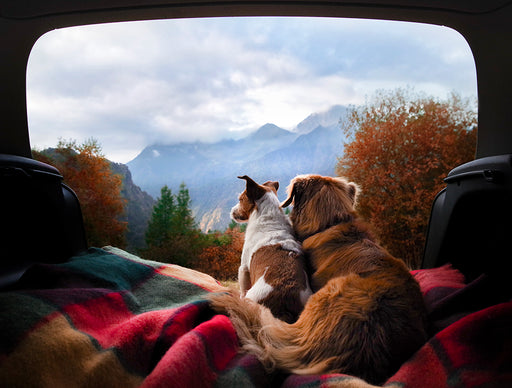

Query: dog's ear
<box><xmin>238</xmin><ymin>175</ymin><xmax>267</xmax><ymax>201</ymax></box>
<box><xmin>281</xmin><ymin>183</ymin><xmax>295</xmax><ymax>208</ymax></box>
<box><xmin>263</xmin><ymin>180</ymin><xmax>279</xmax><ymax>192</ymax></box>
<box><xmin>347</xmin><ymin>182</ymin><xmax>359</xmax><ymax>204</ymax></box>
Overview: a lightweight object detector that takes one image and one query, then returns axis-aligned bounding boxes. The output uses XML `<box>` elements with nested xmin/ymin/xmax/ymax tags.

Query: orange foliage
<box><xmin>336</xmin><ymin>89</ymin><xmax>477</xmax><ymax>268</ymax></box>
<box><xmin>33</xmin><ymin>139</ymin><xmax>127</xmax><ymax>247</ymax></box>
<box><xmin>194</xmin><ymin>228</ymin><xmax>244</xmax><ymax>280</ymax></box>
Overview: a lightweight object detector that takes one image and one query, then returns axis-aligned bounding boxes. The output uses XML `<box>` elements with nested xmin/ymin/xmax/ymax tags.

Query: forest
<box><xmin>33</xmin><ymin>88</ymin><xmax>477</xmax><ymax>279</ymax></box>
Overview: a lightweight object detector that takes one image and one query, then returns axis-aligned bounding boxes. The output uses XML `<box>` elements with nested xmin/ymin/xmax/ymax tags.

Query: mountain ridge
<box><xmin>127</xmin><ymin>105</ymin><xmax>348</xmax><ymax>231</ymax></box>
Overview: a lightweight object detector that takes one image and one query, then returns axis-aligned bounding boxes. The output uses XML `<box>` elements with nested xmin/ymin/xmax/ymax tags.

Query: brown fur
<box><xmin>231</xmin><ymin>176</ymin><xmax>278</xmax><ymax>223</ymax></box>
<box><xmin>281</xmin><ymin>174</ymin><xmax>358</xmax><ymax>243</ymax></box>
<box><xmin>230</xmin><ymin>175</ymin><xmax>311</xmax><ymax>323</ymax></box>
<box><xmin>210</xmin><ymin>174</ymin><xmax>427</xmax><ymax>384</ymax></box>
<box><xmin>250</xmin><ymin>244</ymin><xmax>309</xmax><ymax>323</ymax></box>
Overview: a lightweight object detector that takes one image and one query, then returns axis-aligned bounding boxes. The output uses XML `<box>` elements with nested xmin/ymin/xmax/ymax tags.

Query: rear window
<box><xmin>27</xmin><ymin>17</ymin><xmax>477</xmax><ymax>273</ymax></box>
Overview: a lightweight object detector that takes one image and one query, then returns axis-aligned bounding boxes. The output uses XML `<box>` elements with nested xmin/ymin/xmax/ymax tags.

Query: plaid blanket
<box><xmin>0</xmin><ymin>247</ymin><xmax>510</xmax><ymax>387</ymax></box>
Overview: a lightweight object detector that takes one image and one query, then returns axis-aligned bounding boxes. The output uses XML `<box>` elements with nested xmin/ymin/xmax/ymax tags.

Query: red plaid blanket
<box><xmin>0</xmin><ymin>247</ymin><xmax>510</xmax><ymax>387</ymax></box>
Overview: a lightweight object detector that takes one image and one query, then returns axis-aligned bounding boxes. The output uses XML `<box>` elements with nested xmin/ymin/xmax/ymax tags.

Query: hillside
<box><xmin>110</xmin><ymin>162</ymin><xmax>155</xmax><ymax>249</ymax></box>
<box><xmin>127</xmin><ymin>105</ymin><xmax>347</xmax><ymax>231</ymax></box>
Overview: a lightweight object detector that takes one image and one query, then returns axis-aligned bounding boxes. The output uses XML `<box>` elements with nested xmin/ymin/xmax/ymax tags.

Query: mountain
<box><xmin>126</xmin><ymin>124</ymin><xmax>298</xmax><ymax>198</ymax></box>
<box><xmin>110</xmin><ymin>162</ymin><xmax>155</xmax><ymax>250</ymax></box>
<box><xmin>249</xmin><ymin>123</ymin><xmax>292</xmax><ymax>140</ymax></box>
<box><xmin>127</xmin><ymin>105</ymin><xmax>347</xmax><ymax>232</ymax></box>
<box><xmin>294</xmin><ymin>105</ymin><xmax>348</xmax><ymax>134</ymax></box>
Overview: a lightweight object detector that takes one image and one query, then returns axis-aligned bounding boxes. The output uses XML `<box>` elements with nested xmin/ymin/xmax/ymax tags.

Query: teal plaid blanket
<box><xmin>0</xmin><ymin>247</ymin><xmax>510</xmax><ymax>387</ymax></box>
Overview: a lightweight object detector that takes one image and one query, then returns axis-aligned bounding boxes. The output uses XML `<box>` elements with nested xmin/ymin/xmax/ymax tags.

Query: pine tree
<box><xmin>228</xmin><ymin>219</ymin><xmax>247</xmax><ymax>232</ymax></box>
<box><xmin>175</xmin><ymin>182</ymin><xmax>195</xmax><ymax>233</ymax></box>
<box><xmin>145</xmin><ymin>185</ymin><xmax>175</xmax><ymax>247</ymax></box>
<box><xmin>142</xmin><ymin>182</ymin><xmax>206</xmax><ymax>267</ymax></box>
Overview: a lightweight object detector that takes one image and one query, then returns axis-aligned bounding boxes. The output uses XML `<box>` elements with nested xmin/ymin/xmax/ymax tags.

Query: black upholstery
<box><xmin>423</xmin><ymin>154</ymin><xmax>512</xmax><ymax>282</ymax></box>
<box><xmin>0</xmin><ymin>154</ymin><xmax>87</xmax><ymax>288</ymax></box>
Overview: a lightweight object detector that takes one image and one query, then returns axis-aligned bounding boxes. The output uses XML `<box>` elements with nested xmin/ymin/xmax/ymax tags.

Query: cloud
<box><xmin>27</xmin><ymin>17</ymin><xmax>476</xmax><ymax>163</ymax></box>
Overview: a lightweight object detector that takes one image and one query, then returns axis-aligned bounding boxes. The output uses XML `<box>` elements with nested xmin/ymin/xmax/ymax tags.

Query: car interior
<box><xmin>1</xmin><ymin>0</ymin><xmax>511</xmax><ymax>386</ymax></box>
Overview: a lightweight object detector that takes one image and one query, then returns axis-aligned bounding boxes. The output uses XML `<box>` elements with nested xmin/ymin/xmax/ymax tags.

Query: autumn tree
<box><xmin>194</xmin><ymin>227</ymin><xmax>244</xmax><ymax>280</ymax></box>
<box><xmin>33</xmin><ymin>139</ymin><xmax>127</xmax><ymax>248</ymax></box>
<box><xmin>336</xmin><ymin>88</ymin><xmax>477</xmax><ymax>268</ymax></box>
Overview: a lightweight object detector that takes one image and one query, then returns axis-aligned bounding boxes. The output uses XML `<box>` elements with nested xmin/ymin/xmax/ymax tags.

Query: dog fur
<box><xmin>210</xmin><ymin>174</ymin><xmax>427</xmax><ymax>384</ymax></box>
<box><xmin>229</xmin><ymin>175</ymin><xmax>312</xmax><ymax>323</ymax></box>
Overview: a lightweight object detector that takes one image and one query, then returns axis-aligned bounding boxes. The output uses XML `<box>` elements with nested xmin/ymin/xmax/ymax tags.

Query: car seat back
<box><xmin>422</xmin><ymin>154</ymin><xmax>512</xmax><ymax>282</ymax></box>
<box><xmin>0</xmin><ymin>154</ymin><xmax>87</xmax><ymax>288</ymax></box>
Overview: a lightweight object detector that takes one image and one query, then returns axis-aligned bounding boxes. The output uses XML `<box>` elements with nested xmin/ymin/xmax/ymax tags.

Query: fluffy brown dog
<box><xmin>210</xmin><ymin>174</ymin><xmax>427</xmax><ymax>384</ymax></box>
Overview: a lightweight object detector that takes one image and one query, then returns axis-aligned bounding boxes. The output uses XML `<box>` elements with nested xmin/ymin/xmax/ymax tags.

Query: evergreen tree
<box><xmin>145</xmin><ymin>185</ymin><xmax>175</xmax><ymax>247</ymax></box>
<box><xmin>142</xmin><ymin>182</ymin><xmax>206</xmax><ymax>267</ymax></box>
<box><xmin>228</xmin><ymin>219</ymin><xmax>247</xmax><ymax>232</ymax></box>
<box><xmin>175</xmin><ymin>182</ymin><xmax>195</xmax><ymax>233</ymax></box>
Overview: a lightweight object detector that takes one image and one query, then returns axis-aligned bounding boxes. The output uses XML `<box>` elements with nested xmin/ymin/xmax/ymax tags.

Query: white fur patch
<box><xmin>245</xmin><ymin>270</ymin><xmax>273</xmax><ymax>303</ymax></box>
<box><xmin>241</xmin><ymin>191</ymin><xmax>301</xmax><ymax>271</ymax></box>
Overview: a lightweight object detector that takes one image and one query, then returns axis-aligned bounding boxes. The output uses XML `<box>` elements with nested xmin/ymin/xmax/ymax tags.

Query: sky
<box><xmin>27</xmin><ymin>17</ymin><xmax>477</xmax><ymax>163</ymax></box>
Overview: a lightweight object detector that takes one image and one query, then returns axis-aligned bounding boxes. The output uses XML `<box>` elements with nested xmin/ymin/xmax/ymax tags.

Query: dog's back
<box><xmin>281</xmin><ymin>174</ymin><xmax>428</xmax><ymax>380</ymax></box>
<box><xmin>302</xmin><ymin>216</ymin><xmax>407</xmax><ymax>290</ymax></box>
<box><xmin>231</xmin><ymin>175</ymin><xmax>312</xmax><ymax>322</ymax></box>
<box><xmin>212</xmin><ymin>174</ymin><xmax>428</xmax><ymax>384</ymax></box>
<box><xmin>248</xmin><ymin>244</ymin><xmax>310</xmax><ymax>322</ymax></box>
<box><xmin>300</xmin><ymin>220</ymin><xmax>427</xmax><ymax>380</ymax></box>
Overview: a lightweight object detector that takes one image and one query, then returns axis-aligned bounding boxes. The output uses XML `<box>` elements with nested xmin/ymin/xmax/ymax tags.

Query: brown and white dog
<box><xmin>229</xmin><ymin>175</ymin><xmax>312</xmax><ymax>323</ymax></box>
<box><xmin>211</xmin><ymin>174</ymin><xmax>427</xmax><ymax>384</ymax></box>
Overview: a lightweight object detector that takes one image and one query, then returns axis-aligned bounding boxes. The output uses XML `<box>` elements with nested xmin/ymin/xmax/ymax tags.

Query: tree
<box><xmin>336</xmin><ymin>88</ymin><xmax>477</xmax><ymax>268</ymax></box>
<box><xmin>195</xmin><ymin>227</ymin><xmax>244</xmax><ymax>280</ymax></box>
<box><xmin>145</xmin><ymin>183</ymin><xmax>197</xmax><ymax>246</ymax></box>
<box><xmin>145</xmin><ymin>185</ymin><xmax>175</xmax><ymax>247</ymax></box>
<box><xmin>228</xmin><ymin>219</ymin><xmax>246</xmax><ymax>233</ymax></box>
<box><xmin>142</xmin><ymin>182</ymin><xmax>204</xmax><ymax>267</ymax></box>
<box><xmin>33</xmin><ymin>139</ymin><xmax>127</xmax><ymax>248</ymax></box>
<box><xmin>175</xmin><ymin>183</ymin><xmax>196</xmax><ymax>232</ymax></box>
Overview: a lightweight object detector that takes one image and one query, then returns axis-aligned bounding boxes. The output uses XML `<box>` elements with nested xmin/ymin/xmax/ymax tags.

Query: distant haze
<box><xmin>127</xmin><ymin>105</ymin><xmax>347</xmax><ymax>231</ymax></box>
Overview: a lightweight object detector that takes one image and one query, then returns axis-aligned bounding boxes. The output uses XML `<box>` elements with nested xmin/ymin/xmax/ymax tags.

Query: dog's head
<box><xmin>281</xmin><ymin>174</ymin><xmax>359</xmax><ymax>241</ymax></box>
<box><xmin>231</xmin><ymin>175</ymin><xmax>279</xmax><ymax>223</ymax></box>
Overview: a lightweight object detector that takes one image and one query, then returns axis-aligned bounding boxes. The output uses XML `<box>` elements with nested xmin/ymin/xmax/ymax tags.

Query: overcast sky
<box><xmin>27</xmin><ymin>17</ymin><xmax>477</xmax><ymax>163</ymax></box>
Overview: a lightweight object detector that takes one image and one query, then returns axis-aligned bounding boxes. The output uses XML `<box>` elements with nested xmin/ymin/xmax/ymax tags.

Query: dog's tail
<box><xmin>208</xmin><ymin>289</ymin><xmax>332</xmax><ymax>375</ymax></box>
<box><xmin>210</xmin><ymin>275</ymin><xmax>428</xmax><ymax>384</ymax></box>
